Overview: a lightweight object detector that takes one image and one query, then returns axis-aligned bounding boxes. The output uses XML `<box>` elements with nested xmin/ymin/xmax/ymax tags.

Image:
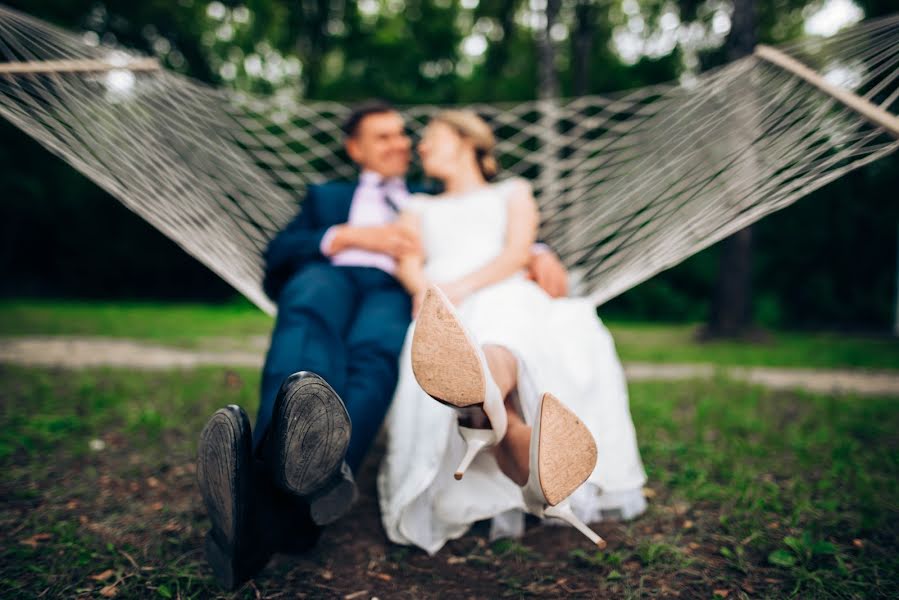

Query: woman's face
<box><xmin>417</xmin><ymin>120</ymin><xmax>469</xmax><ymax>180</ymax></box>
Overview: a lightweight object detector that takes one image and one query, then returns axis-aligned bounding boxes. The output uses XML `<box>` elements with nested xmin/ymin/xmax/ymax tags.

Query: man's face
<box><xmin>345</xmin><ymin>111</ymin><xmax>412</xmax><ymax>179</ymax></box>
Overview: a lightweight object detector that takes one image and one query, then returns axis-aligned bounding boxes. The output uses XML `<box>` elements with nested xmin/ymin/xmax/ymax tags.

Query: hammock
<box><xmin>1</xmin><ymin>5</ymin><xmax>897</xmax><ymax>316</ymax></box>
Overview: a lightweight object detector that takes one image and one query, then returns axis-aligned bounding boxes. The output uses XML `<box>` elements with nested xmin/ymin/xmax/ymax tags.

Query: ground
<box><xmin>1</xmin><ymin>302</ymin><xmax>898</xmax><ymax>598</ymax></box>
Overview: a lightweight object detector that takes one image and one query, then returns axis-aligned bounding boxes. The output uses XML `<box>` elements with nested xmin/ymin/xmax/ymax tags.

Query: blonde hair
<box><xmin>432</xmin><ymin>109</ymin><xmax>499</xmax><ymax>181</ymax></box>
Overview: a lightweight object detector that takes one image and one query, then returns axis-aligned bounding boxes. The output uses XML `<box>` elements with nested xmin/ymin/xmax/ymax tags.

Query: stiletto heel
<box><xmin>522</xmin><ymin>393</ymin><xmax>606</xmax><ymax>548</ymax></box>
<box><xmin>545</xmin><ymin>502</ymin><xmax>606</xmax><ymax>548</ymax></box>
<box><xmin>412</xmin><ymin>285</ymin><xmax>508</xmax><ymax>479</ymax></box>
<box><xmin>455</xmin><ymin>428</ymin><xmax>493</xmax><ymax>479</ymax></box>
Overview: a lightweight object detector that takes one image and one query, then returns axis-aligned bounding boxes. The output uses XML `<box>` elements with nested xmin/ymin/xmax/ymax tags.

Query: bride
<box><xmin>377</xmin><ymin>110</ymin><xmax>647</xmax><ymax>555</ymax></box>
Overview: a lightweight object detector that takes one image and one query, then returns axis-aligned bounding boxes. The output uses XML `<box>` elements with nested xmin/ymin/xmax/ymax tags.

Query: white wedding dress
<box><xmin>377</xmin><ymin>179</ymin><xmax>647</xmax><ymax>555</ymax></box>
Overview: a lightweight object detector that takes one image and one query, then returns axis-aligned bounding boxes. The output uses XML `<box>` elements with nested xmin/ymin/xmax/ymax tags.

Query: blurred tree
<box><xmin>313</xmin><ymin>0</ymin><xmax>464</xmax><ymax>102</ymax></box>
<box><xmin>538</xmin><ymin>0</ymin><xmax>562</xmax><ymax>99</ymax></box>
<box><xmin>477</xmin><ymin>0</ymin><xmax>526</xmax><ymax>94</ymax></box>
<box><xmin>703</xmin><ymin>0</ymin><xmax>758</xmax><ymax>340</ymax></box>
<box><xmin>573</xmin><ymin>0</ymin><xmax>598</xmax><ymax>95</ymax></box>
<box><xmin>1</xmin><ymin>0</ymin><xmax>897</xmax><ymax>330</ymax></box>
<box><xmin>288</xmin><ymin>0</ymin><xmax>331</xmax><ymax>98</ymax></box>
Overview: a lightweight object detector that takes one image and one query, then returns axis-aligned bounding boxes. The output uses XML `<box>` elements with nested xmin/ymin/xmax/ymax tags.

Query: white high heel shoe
<box><xmin>522</xmin><ymin>392</ymin><xmax>607</xmax><ymax>548</ymax></box>
<box><xmin>411</xmin><ymin>285</ymin><xmax>508</xmax><ymax>480</ymax></box>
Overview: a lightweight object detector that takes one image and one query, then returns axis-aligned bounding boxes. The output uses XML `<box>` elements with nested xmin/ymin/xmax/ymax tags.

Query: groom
<box><xmin>196</xmin><ymin>100</ymin><xmax>570</xmax><ymax>588</ymax></box>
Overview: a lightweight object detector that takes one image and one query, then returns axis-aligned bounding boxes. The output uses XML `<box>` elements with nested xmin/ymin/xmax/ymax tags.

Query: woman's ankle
<box><xmin>483</xmin><ymin>344</ymin><xmax>518</xmax><ymax>398</ymax></box>
<box><xmin>494</xmin><ymin>417</ymin><xmax>530</xmax><ymax>486</ymax></box>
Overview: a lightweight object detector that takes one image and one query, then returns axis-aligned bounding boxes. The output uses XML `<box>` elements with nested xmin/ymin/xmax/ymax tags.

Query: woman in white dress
<box><xmin>377</xmin><ymin>110</ymin><xmax>647</xmax><ymax>555</ymax></box>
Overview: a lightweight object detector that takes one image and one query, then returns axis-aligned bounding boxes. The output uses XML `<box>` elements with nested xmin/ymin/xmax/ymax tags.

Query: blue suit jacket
<box><xmin>263</xmin><ymin>180</ymin><xmax>430</xmax><ymax>301</ymax></box>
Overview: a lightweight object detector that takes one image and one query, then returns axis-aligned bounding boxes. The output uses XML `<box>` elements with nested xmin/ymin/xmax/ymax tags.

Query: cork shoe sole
<box><xmin>411</xmin><ymin>286</ymin><xmax>486</xmax><ymax>408</ymax></box>
<box><xmin>537</xmin><ymin>393</ymin><xmax>598</xmax><ymax>507</ymax></box>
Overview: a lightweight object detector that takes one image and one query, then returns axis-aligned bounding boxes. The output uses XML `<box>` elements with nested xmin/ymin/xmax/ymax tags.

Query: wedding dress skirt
<box><xmin>377</xmin><ymin>180</ymin><xmax>647</xmax><ymax>555</ymax></box>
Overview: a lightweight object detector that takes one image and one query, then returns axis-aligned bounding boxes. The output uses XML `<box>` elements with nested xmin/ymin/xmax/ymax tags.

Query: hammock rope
<box><xmin>1</xmin><ymin>5</ymin><xmax>897</xmax><ymax>315</ymax></box>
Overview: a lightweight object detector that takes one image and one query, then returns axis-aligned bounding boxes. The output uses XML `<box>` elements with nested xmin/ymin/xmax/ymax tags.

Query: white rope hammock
<box><xmin>1</xmin><ymin>5</ymin><xmax>897</xmax><ymax>316</ymax></box>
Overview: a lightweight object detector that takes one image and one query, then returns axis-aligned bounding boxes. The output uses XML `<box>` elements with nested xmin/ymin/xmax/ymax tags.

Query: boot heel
<box><xmin>205</xmin><ymin>533</ymin><xmax>239</xmax><ymax>590</ymax></box>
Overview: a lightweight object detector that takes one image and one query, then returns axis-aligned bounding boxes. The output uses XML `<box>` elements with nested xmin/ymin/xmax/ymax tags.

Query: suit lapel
<box><xmin>338</xmin><ymin>181</ymin><xmax>358</xmax><ymax>221</ymax></box>
<box><xmin>317</xmin><ymin>180</ymin><xmax>357</xmax><ymax>225</ymax></box>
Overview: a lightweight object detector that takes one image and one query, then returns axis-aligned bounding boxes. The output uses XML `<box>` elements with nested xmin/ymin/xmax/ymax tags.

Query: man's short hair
<box><xmin>342</xmin><ymin>100</ymin><xmax>397</xmax><ymax>138</ymax></box>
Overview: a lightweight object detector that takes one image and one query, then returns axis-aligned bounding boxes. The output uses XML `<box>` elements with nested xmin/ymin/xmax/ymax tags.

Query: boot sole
<box><xmin>197</xmin><ymin>406</ymin><xmax>253</xmax><ymax>590</ymax></box>
<box><xmin>271</xmin><ymin>372</ymin><xmax>351</xmax><ymax>497</ymax></box>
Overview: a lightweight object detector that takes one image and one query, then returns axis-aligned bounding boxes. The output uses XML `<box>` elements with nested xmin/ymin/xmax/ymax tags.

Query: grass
<box><xmin>609</xmin><ymin>321</ymin><xmax>899</xmax><ymax>371</ymax></box>
<box><xmin>2</xmin><ymin>299</ymin><xmax>898</xmax><ymax>370</ymax></box>
<box><xmin>0</xmin><ymin>299</ymin><xmax>272</xmax><ymax>347</ymax></box>
<box><xmin>1</xmin><ymin>366</ymin><xmax>896</xmax><ymax>598</ymax></box>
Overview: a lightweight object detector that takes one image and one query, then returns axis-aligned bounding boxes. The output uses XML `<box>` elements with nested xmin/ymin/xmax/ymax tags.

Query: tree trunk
<box><xmin>294</xmin><ymin>0</ymin><xmax>333</xmax><ymax>98</ymax></box>
<box><xmin>536</xmin><ymin>0</ymin><xmax>562</xmax><ymax>207</ymax></box>
<box><xmin>573</xmin><ymin>0</ymin><xmax>596</xmax><ymax>96</ymax></box>
<box><xmin>704</xmin><ymin>0</ymin><xmax>758</xmax><ymax>338</ymax></box>
<box><xmin>484</xmin><ymin>0</ymin><xmax>520</xmax><ymax>82</ymax></box>
<box><xmin>538</xmin><ymin>0</ymin><xmax>561</xmax><ymax>100</ymax></box>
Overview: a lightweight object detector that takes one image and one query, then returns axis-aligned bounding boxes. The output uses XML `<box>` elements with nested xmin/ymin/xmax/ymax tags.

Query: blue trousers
<box><xmin>254</xmin><ymin>263</ymin><xmax>411</xmax><ymax>472</ymax></box>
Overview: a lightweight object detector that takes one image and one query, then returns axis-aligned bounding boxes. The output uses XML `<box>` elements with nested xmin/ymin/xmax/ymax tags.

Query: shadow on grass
<box><xmin>1</xmin><ymin>366</ymin><xmax>897</xmax><ymax>598</ymax></box>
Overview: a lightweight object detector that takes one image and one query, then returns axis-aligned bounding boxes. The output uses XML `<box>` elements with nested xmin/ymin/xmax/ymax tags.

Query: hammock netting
<box><xmin>1</xmin><ymin>5</ymin><xmax>897</xmax><ymax>315</ymax></box>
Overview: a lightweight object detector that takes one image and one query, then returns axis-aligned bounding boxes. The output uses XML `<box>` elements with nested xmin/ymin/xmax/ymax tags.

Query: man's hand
<box><xmin>329</xmin><ymin>223</ymin><xmax>421</xmax><ymax>258</ymax></box>
<box><xmin>527</xmin><ymin>249</ymin><xmax>568</xmax><ymax>298</ymax></box>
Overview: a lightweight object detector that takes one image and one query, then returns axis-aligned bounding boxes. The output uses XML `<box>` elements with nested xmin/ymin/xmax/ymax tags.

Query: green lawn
<box><xmin>2</xmin><ymin>299</ymin><xmax>898</xmax><ymax>370</ymax></box>
<box><xmin>0</xmin><ymin>299</ymin><xmax>273</xmax><ymax>346</ymax></box>
<box><xmin>608</xmin><ymin>321</ymin><xmax>899</xmax><ymax>371</ymax></box>
<box><xmin>1</xmin><ymin>366</ymin><xmax>896</xmax><ymax>598</ymax></box>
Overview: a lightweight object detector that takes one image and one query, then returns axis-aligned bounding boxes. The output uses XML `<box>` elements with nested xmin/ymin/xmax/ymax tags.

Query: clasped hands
<box><xmin>328</xmin><ymin>222</ymin><xmax>422</xmax><ymax>258</ymax></box>
<box><xmin>330</xmin><ymin>222</ymin><xmax>569</xmax><ymax>317</ymax></box>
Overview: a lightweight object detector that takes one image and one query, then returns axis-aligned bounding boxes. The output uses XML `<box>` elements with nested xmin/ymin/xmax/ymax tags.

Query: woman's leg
<box><xmin>483</xmin><ymin>344</ymin><xmax>531</xmax><ymax>486</ymax></box>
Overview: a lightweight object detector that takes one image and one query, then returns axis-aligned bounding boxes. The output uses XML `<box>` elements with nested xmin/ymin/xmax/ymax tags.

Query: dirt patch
<box><xmin>0</xmin><ymin>433</ymin><xmax>801</xmax><ymax>599</ymax></box>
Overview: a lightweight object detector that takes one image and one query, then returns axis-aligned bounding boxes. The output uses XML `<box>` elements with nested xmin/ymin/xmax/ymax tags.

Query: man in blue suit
<box><xmin>196</xmin><ymin>101</ymin><xmax>570</xmax><ymax>589</ymax></box>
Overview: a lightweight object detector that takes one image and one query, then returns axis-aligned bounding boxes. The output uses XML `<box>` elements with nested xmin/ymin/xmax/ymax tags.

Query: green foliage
<box><xmin>635</xmin><ymin>540</ymin><xmax>688</xmax><ymax>568</ymax></box>
<box><xmin>0</xmin><ymin>366</ymin><xmax>261</xmax><ymax>460</ymax></box>
<box><xmin>631</xmin><ymin>379</ymin><xmax>899</xmax><ymax>597</ymax></box>
<box><xmin>767</xmin><ymin>531</ymin><xmax>855</xmax><ymax>596</ymax></box>
<box><xmin>773</xmin><ymin>531</ymin><xmax>838</xmax><ymax>568</ymax></box>
<box><xmin>569</xmin><ymin>547</ymin><xmax>625</xmax><ymax>569</ymax></box>
<box><xmin>491</xmin><ymin>538</ymin><xmax>537</xmax><ymax>559</ymax></box>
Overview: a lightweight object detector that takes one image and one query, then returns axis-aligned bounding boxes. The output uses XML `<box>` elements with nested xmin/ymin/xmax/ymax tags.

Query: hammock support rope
<box><xmin>0</xmin><ymin>57</ymin><xmax>160</xmax><ymax>74</ymax></box>
<box><xmin>754</xmin><ymin>44</ymin><xmax>899</xmax><ymax>137</ymax></box>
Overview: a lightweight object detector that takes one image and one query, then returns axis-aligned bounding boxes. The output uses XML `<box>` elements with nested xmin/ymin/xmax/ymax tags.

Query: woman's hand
<box><xmin>327</xmin><ymin>223</ymin><xmax>421</xmax><ymax>258</ymax></box>
<box><xmin>527</xmin><ymin>249</ymin><xmax>568</xmax><ymax>298</ymax></box>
